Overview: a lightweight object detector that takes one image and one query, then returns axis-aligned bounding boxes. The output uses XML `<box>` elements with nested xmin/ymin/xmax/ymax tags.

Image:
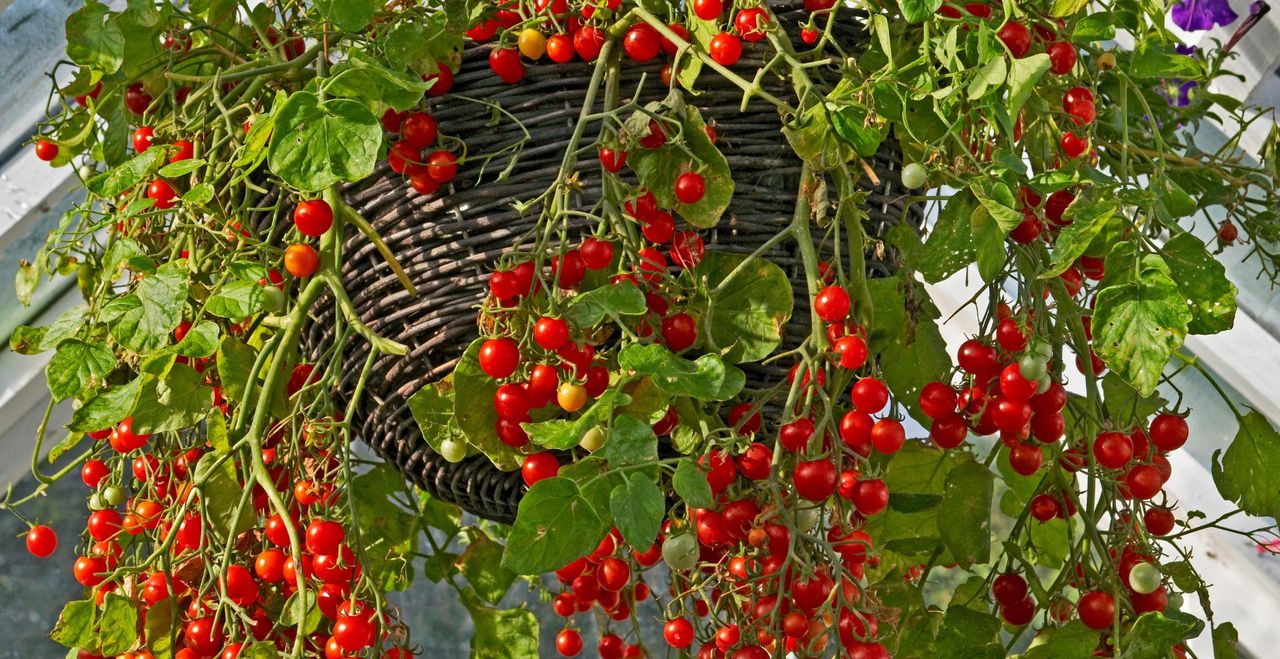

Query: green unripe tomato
<box><xmin>101</xmin><ymin>485</ymin><xmax>125</xmax><ymax>507</ymax></box>
<box><xmin>1032</xmin><ymin>342</ymin><xmax>1053</xmax><ymax>361</ymax></box>
<box><xmin>579</xmin><ymin>427</ymin><xmax>606</xmax><ymax>452</ymax></box>
<box><xmin>1166</xmin><ymin>591</ymin><xmax>1184</xmax><ymax>611</ymax></box>
<box><xmin>1128</xmin><ymin>562</ymin><xmax>1162</xmax><ymax>595</ymax></box>
<box><xmin>439</xmin><ymin>437</ymin><xmax>467</xmax><ymax>463</ymax></box>
<box><xmin>901</xmin><ymin>162</ymin><xmax>928</xmax><ymax>190</ymax></box>
<box><xmin>795</xmin><ymin>507</ymin><xmax>819</xmax><ymax>532</ymax></box>
<box><xmin>1035</xmin><ymin>375</ymin><xmax>1052</xmax><ymax>395</ymax></box>
<box><xmin>88</xmin><ymin>493</ymin><xmax>107</xmax><ymax>511</ymax></box>
<box><xmin>1019</xmin><ymin>355</ymin><xmax>1048</xmax><ymax>380</ymax></box>
<box><xmin>261</xmin><ymin>285</ymin><xmax>286</xmax><ymax>314</ymax></box>
<box><xmin>662</xmin><ymin>533</ymin><xmax>698</xmax><ymax>571</ymax></box>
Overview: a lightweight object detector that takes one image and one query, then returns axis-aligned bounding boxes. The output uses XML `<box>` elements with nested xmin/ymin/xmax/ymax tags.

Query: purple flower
<box><xmin>1170</xmin><ymin>0</ymin><xmax>1239</xmax><ymax>31</ymax></box>
<box><xmin>1158</xmin><ymin>79</ymin><xmax>1200</xmax><ymax>107</ymax></box>
<box><xmin>1175</xmin><ymin>43</ymin><xmax>1199</xmax><ymax>55</ymax></box>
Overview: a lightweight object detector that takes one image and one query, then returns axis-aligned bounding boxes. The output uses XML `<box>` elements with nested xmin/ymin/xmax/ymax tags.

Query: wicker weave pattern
<box><xmin>304</xmin><ymin>3</ymin><xmax>920</xmax><ymax>523</ymax></box>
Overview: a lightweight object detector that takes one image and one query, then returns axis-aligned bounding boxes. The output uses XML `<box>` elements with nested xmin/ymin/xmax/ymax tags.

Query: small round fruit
<box><xmin>478</xmin><ymin>337</ymin><xmax>520</xmax><ymax>379</ymax></box>
<box><xmin>1047</xmin><ymin>41</ymin><xmax>1077</xmax><ymax>74</ymax></box>
<box><xmin>533</xmin><ymin>317</ymin><xmax>570</xmax><ymax>351</ymax></box>
<box><xmin>35</xmin><ymin>139</ymin><xmax>59</xmax><ymax>162</ymax></box>
<box><xmin>900</xmin><ymin>162</ymin><xmax>927</xmax><ymax>189</ymax></box>
<box><xmin>814</xmin><ymin>285</ymin><xmax>851</xmax><ymax>322</ymax></box>
<box><xmin>1148</xmin><ymin>413</ymin><xmax>1188</xmax><ymax>452</ymax></box>
<box><xmin>555</xmin><ymin>629</ymin><xmax>583</xmax><ymax>657</ymax></box>
<box><xmin>557</xmin><ymin>382</ymin><xmax>588</xmax><ymax>412</ymax></box>
<box><xmin>284</xmin><ymin>244</ymin><xmax>319</xmax><ymax>278</ymax></box>
<box><xmin>664</xmin><ymin>617</ymin><xmax>695</xmax><ymax>648</ymax></box>
<box><xmin>1128</xmin><ymin>562</ymin><xmax>1162</xmax><ymax>595</ymax></box>
<box><xmin>675</xmin><ymin>171</ymin><xmax>706</xmax><ymax>204</ymax></box>
<box><xmin>708</xmin><ymin>32</ymin><xmax>743</xmax><ymax>66</ymax></box>
<box><xmin>401</xmin><ymin>112</ymin><xmax>439</xmax><ymax>149</ymax></box>
<box><xmin>522</xmin><ymin>452</ymin><xmax>560</xmax><ymax>486</ymax></box>
<box><xmin>1077</xmin><ymin>591</ymin><xmax>1115</xmax><ymax>630</ymax></box>
<box><xmin>661</xmin><ymin>312</ymin><xmax>697</xmax><ymax>351</ymax></box>
<box><xmin>426</xmin><ymin>150</ymin><xmax>458</xmax><ymax>183</ymax></box>
<box><xmin>662</xmin><ymin>534</ymin><xmax>698</xmax><ymax>571</ymax></box>
<box><xmin>26</xmin><ymin>525</ymin><xmax>57</xmax><ymax>557</ymax></box>
<box><xmin>294</xmin><ymin>199</ymin><xmax>334</xmax><ymax>237</ymax></box>
<box><xmin>489</xmin><ymin>47</ymin><xmax>525</xmax><ymax>83</ymax></box>
<box><xmin>693</xmin><ymin>0</ymin><xmax>722</xmax><ymax>20</ymax></box>
<box><xmin>579</xmin><ymin>426</ymin><xmax>606</xmax><ymax>451</ymax></box>
<box><xmin>518</xmin><ymin>28</ymin><xmax>547</xmax><ymax>60</ymax></box>
<box><xmin>439</xmin><ymin>437</ymin><xmax>467</xmax><ymax>462</ymax></box>
<box><xmin>623</xmin><ymin>24</ymin><xmax>661</xmax><ymax>62</ymax></box>
<box><xmin>997</xmin><ymin>22</ymin><xmax>1031</xmax><ymax>58</ymax></box>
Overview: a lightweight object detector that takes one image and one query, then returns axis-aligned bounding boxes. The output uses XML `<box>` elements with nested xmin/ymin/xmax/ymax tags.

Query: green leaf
<box><xmin>205</xmin><ymin>280</ymin><xmax>264</xmax><ymax>319</ymax></box>
<box><xmin>239</xmin><ymin>643</ymin><xmax>278</xmax><ymax>659</ymax></box>
<box><xmin>49</xmin><ymin>600</ymin><xmax>96</xmax><ymax>649</ymax></box>
<box><xmin>216</xmin><ymin>336</ymin><xmax>257</xmax><ymax>403</ymax></box>
<box><xmin>1049</xmin><ymin>0</ymin><xmax>1089</xmax><ymax>17</ymax></box>
<box><xmin>693</xmin><ymin>252</ymin><xmax>794</xmax><ymax>363</ymax></box>
<box><xmin>99</xmin><ymin>593</ymin><xmax>140</xmax><ymax>656</ymax></box>
<box><xmin>866</xmin><ymin>275</ymin><xmax>952</xmax><ymax>425</ymax></box>
<box><xmin>629</xmin><ymin>103</ymin><xmax>733</xmax><ymax>228</ymax></box>
<box><xmin>1043</xmin><ymin>194</ymin><xmax>1119</xmax><ymax>277</ymax></box>
<box><xmin>407</xmin><ymin>378</ymin><xmax>472</xmax><ymax>460</ymax></box>
<box><xmin>234</xmin><ymin>91</ymin><xmax>286</xmax><ymax>171</ymax></box>
<box><xmin>131</xmin><ymin>363</ymin><xmax>212</xmax><ymax>433</ymax></box>
<box><xmin>279</xmin><ymin>590</ymin><xmax>323</xmax><ymax>634</ymax></box>
<box><xmin>1092</xmin><ymin>262</ymin><xmax>1192</xmax><ymax>395</ymax></box>
<box><xmin>919</xmin><ymin>192</ymin><xmax>976</xmax><ymax>283</ymax></box>
<box><xmin>46</xmin><ymin>340</ymin><xmax>115</xmax><ymax>402</ymax></box>
<box><xmin>1212</xmin><ymin>410</ymin><xmax>1280</xmax><ymax>520</ymax></box>
<box><xmin>453</xmin><ymin>339</ymin><xmax>523</xmax><ymax>470</ymax></box>
<box><xmin>351</xmin><ymin>464</ymin><xmax>420</xmax><ymax>591</ymax></box>
<box><xmin>175</xmin><ymin>320</ymin><xmax>220</xmax><ymax>357</ymax></box>
<box><xmin>970</xmin><ymin>206</ymin><xmax>1006</xmax><ymax>283</ymax></box>
<box><xmin>68</xmin><ymin>377</ymin><xmax>144</xmax><ymax>432</ymax></box>
<box><xmin>829</xmin><ymin>102</ymin><xmax>886</xmax><ymax>158</ymax></box>
<box><xmin>464</xmin><ymin>597</ymin><xmax>539</xmax><ymax>659</ymax></box>
<box><xmin>15</xmin><ymin>261</ymin><xmax>37</xmax><ymax>306</ymax></box>
<box><xmin>1119</xmin><ymin>612</ymin><xmax>1200</xmax><ymax>659</ymax></box>
<box><xmin>617</xmin><ymin>344</ymin><xmax>743</xmax><ymax>401</ymax></box>
<box><xmin>935</xmin><ymin>606</ymin><xmax>1002</xmax><ymax>659</ymax></box>
<box><xmin>102</xmin><ymin>262</ymin><xmax>187</xmax><ymax>354</ymax></box>
<box><xmin>312</xmin><ymin>0</ymin><xmax>378</xmax><ymax>31</ymax></box>
<box><xmin>563</xmin><ymin>282</ymin><xmax>646</xmax><ymax>327</ymax></box>
<box><xmin>970</xmin><ymin>180</ymin><xmax>1023</xmax><ymax>234</ymax></box>
<box><xmin>1161</xmin><ymin>232</ymin><xmax>1237</xmax><ymax>335</ymax></box>
<box><xmin>143</xmin><ymin>598</ymin><xmax>176</xmax><ymax>659</ymax></box>
<box><xmin>1102</xmin><ymin>371</ymin><xmax>1166</xmax><ymax>420</ymax></box>
<box><xmin>673</xmin><ymin>459</ymin><xmax>715</xmax><ymax>509</ymax></box>
<box><xmin>456</xmin><ymin>531</ymin><xmax>515</xmax><ymax>605</ymax></box>
<box><xmin>48</xmin><ymin>431</ymin><xmax>85</xmax><ymax>464</ymax></box>
<box><xmin>1154</xmin><ymin>177</ymin><xmax>1197</xmax><ymax>220</ymax></box>
<box><xmin>899</xmin><ymin>0</ymin><xmax>944</xmax><ymax>23</ymax></box>
<box><xmin>1212</xmin><ymin>622</ymin><xmax>1239</xmax><ymax>659</ymax></box>
<box><xmin>194</xmin><ymin>448</ymin><xmax>254</xmax><ymax>541</ymax></box>
<box><xmin>65</xmin><ymin>2</ymin><xmax>124</xmax><ymax>73</ymax></box>
<box><xmin>501</xmin><ymin>477</ymin><xmax>608</xmax><ymax>574</ymax></box>
<box><xmin>1072</xmin><ymin>13</ymin><xmax>1116</xmax><ymax>42</ymax></box>
<box><xmin>1025</xmin><ymin>621</ymin><xmax>1101</xmax><ymax>659</ymax></box>
<box><xmin>598</xmin><ymin>413</ymin><xmax>659</xmax><ymax>467</ymax></box>
<box><xmin>937</xmin><ymin>461</ymin><xmax>993</xmax><ymax>568</ymax></box>
<box><xmin>967</xmin><ymin>56</ymin><xmax>1008</xmax><ymax>100</ymax></box>
<box><xmin>610</xmin><ymin>473</ymin><xmax>665</xmax><ymax>550</ymax></box>
<box><xmin>326</xmin><ymin>56</ymin><xmax>431</xmax><ymax>113</ymax></box>
<box><xmin>157</xmin><ymin>158</ymin><xmax>206</xmax><ymax>178</ymax></box>
<box><xmin>384</xmin><ymin>15</ymin><xmax>462</xmax><ymax>75</ymax></box>
<box><xmin>268</xmin><ymin>91</ymin><xmax>382</xmax><ymax>192</ymax></box>
<box><xmin>524</xmin><ymin>388</ymin><xmax>631</xmax><ymax>449</ymax></box>
<box><xmin>863</xmin><ymin>443</ymin><xmax>963</xmax><ymax>557</ymax></box>
<box><xmin>1006</xmin><ymin>54</ymin><xmax>1052</xmax><ymax>119</ymax></box>
<box><xmin>86</xmin><ymin>147</ymin><xmax>167</xmax><ymax>198</ymax></box>
<box><xmin>1131</xmin><ymin>42</ymin><xmax>1202</xmax><ymax>80</ymax></box>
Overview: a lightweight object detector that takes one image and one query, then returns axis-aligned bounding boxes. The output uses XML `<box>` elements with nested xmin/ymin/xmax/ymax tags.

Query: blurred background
<box><xmin>1</xmin><ymin>0</ymin><xmax>1278</xmax><ymax>656</ymax></box>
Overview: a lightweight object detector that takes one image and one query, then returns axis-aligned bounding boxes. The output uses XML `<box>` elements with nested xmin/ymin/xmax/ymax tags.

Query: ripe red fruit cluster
<box><xmin>550</xmin><ymin>529</ymin><xmax>654</xmax><ymax>656</ymax></box>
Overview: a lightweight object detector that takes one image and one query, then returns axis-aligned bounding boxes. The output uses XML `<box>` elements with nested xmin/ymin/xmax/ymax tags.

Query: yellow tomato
<box><xmin>518</xmin><ymin>28</ymin><xmax>547</xmax><ymax>60</ymax></box>
<box><xmin>579</xmin><ymin>426</ymin><xmax>606</xmax><ymax>451</ymax></box>
<box><xmin>557</xmin><ymin>382</ymin><xmax>588</xmax><ymax>412</ymax></box>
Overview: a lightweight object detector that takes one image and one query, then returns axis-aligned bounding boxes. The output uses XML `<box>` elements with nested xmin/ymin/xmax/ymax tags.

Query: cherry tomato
<box><xmin>623</xmin><ymin>24</ymin><xmax>660</xmax><ymax>61</ymax></box>
<box><xmin>26</xmin><ymin>525</ymin><xmax>57</xmax><ymax>557</ymax></box>
<box><xmin>294</xmin><ymin>199</ymin><xmax>334</xmax><ymax>237</ymax></box>
<box><xmin>661</xmin><ymin>312</ymin><xmax>697</xmax><ymax>351</ymax></box>
<box><xmin>556</xmin><ymin>629</ymin><xmax>583</xmax><ymax>657</ymax></box>
<box><xmin>547</xmin><ymin>33</ymin><xmax>575</xmax><ymax>63</ymax></box>
<box><xmin>35</xmin><ymin>139</ymin><xmax>59</xmax><ymax>162</ymax></box>
<box><xmin>664</xmin><ymin>618</ymin><xmax>694</xmax><ymax>648</ymax></box>
<box><xmin>284</xmin><ymin>243</ymin><xmax>319</xmax><ymax>277</ymax></box>
<box><xmin>522</xmin><ymin>452</ymin><xmax>560</xmax><ymax>486</ymax></box>
<box><xmin>814</xmin><ymin>285</ymin><xmax>851</xmax><ymax>322</ymax></box>
<box><xmin>997</xmin><ymin>22</ymin><xmax>1031</xmax><ymax>57</ymax></box>
<box><xmin>424</xmin><ymin>63</ymin><xmax>454</xmax><ymax>96</ymax></box>
<box><xmin>794</xmin><ymin>459</ymin><xmax>837</xmax><ymax>501</ymax></box>
<box><xmin>479</xmin><ymin>337</ymin><xmax>520</xmax><ymax>379</ymax></box>
<box><xmin>693</xmin><ymin>0</ymin><xmax>722</xmax><ymax>20</ymax></box>
<box><xmin>735</xmin><ymin>7</ymin><xmax>771</xmax><ymax>42</ymax></box>
<box><xmin>674</xmin><ymin>171</ymin><xmax>706</xmax><ymax>204</ymax></box>
<box><xmin>1077</xmin><ymin>591</ymin><xmax>1114</xmax><ymax>629</ymax></box>
<box><xmin>400</xmin><ymin>112</ymin><xmax>438</xmax><ymax>149</ymax></box>
<box><xmin>1047</xmin><ymin>41</ymin><xmax>1077</xmax><ymax>74</ymax></box>
<box><xmin>708</xmin><ymin>32</ymin><xmax>743</xmax><ymax>66</ymax></box>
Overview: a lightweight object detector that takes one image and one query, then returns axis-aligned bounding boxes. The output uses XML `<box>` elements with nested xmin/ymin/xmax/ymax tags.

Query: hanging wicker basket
<box><xmin>304</xmin><ymin>2</ymin><xmax>921</xmax><ymax>523</ymax></box>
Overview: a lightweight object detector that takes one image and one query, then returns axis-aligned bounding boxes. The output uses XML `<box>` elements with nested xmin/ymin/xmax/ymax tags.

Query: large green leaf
<box><xmin>86</xmin><ymin>147</ymin><xmax>167</xmax><ymax>198</ymax></box>
<box><xmin>598</xmin><ymin>413</ymin><xmax>659</xmax><ymax>467</ymax></box>
<box><xmin>617</xmin><ymin>344</ymin><xmax>743</xmax><ymax>401</ymax></box>
<box><xmin>501</xmin><ymin>477</ymin><xmax>608</xmax><ymax>575</ymax></box>
<box><xmin>464</xmin><ymin>595</ymin><xmax>539</xmax><ymax>659</ymax></box>
<box><xmin>49</xmin><ymin>600</ymin><xmax>96</xmax><ymax>649</ymax></box>
<box><xmin>563</xmin><ymin>282</ymin><xmax>646</xmax><ymax>327</ymax></box>
<box><xmin>407</xmin><ymin>378</ymin><xmax>472</xmax><ymax>460</ymax></box>
<box><xmin>453</xmin><ymin>339</ymin><xmax>523</xmax><ymax>471</ymax></box>
<box><xmin>1161</xmin><ymin>232</ymin><xmax>1237</xmax><ymax>334</ymax></box>
<box><xmin>326</xmin><ymin>54</ymin><xmax>431</xmax><ymax>112</ymax></box>
<box><xmin>1043</xmin><ymin>193</ymin><xmax>1119</xmax><ymax>277</ymax></box>
<box><xmin>628</xmin><ymin>100</ymin><xmax>732</xmax><ymax>228</ymax></box>
<box><xmin>312</xmin><ymin>0</ymin><xmax>378</xmax><ymax>31</ymax></box>
<box><xmin>65</xmin><ymin>2</ymin><xmax>124</xmax><ymax>73</ymax></box>
<box><xmin>1025</xmin><ymin>621</ymin><xmax>1101</xmax><ymax>659</ymax></box>
<box><xmin>1119</xmin><ymin>612</ymin><xmax>1201</xmax><ymax>659</ymax></box>
<box><xmin>863</xmin><ymin>442</ymin><xmax>962</xmax><ymax>558</ymax></box>
<box><xmin>455</xmin><ymin>531</ymin><xmax>515</xmax><ymax>605</ymax></box>
<box><xmin>1131</xmin><ymin>42</ymin><xmax>1202</xmax><ymax>80</ymax></box>
<box><xmin>937</xmin><ymin>461</ymin><xmax>993</xmax><ymax>568</ymax></box>
<box><xmin>610</xmin><ymin>472</ymin><xmax>665</xmax><ymax>550</ymax></box>
<box><xmin>935</xmin><ymin>606</ymin><xmax>1002</xmax><ymax>659</ymax></box>
<box><xmin>102</xmin><ymin>262</ymin><xmax>187</xmax><ymax>354</ymax></box>
<box><xmin>918</xmin><ymin>191</ymin><xmax>976</xmax><ymax>283</ymax></box>
<box><xmin>350</xmin><ymin>464</ymin><xmax>420</xmax><ymax>590</ymax></box>
<box><xmin>1006</xmin><ymin>54</ymin><xmax>1052</xmax><ymax>119</ymax></box>
<box><xmin>694</xmin><ymin>252</ymin><xmax>794</xmax><ymax>363</ymax></box>
<box><xmin>267</xmin><ymin>91</ymin><xmax>382</xmax><ymax>192</ymax></box>
<box><xmin>866</xmin><ymin>274</ymin><xmax>952</xmax><ymax>425</ymax></box>
<box><xmin>130</xmin><ymin>363</ymin><xmax>212</xmax><ymax>433</ymax></box>
<box><xmin>99</xmin><ymin>593</ymin><xmax>140</xmax><ymax>656</ymax></box>
<box><xmin>68</xmin><ymin>377</ymin><xmax>144</xmax><ymax>432</ymax></box>
<box><xmin>899</xmin><ymin>0</ymin><xmax>944</xmax><ymax>23</ymax></box>
<box><xmin>1212</xmin><ymin>411</ymin><xmax>1280</xmax><ymax>520</ymax></box>
<box><xmin>205</xmin><ymin>280</ymin><xmax>264</xmax><ymax>319</ymax></box>
<box><xmin>829</xmin><ymin>102</ymin><xmax>886</xmax><ymax>158</ymax></box>
<box><xmin>523</xmin><ymin>388</ymin><xmax>630</xmax><ymax>450</ymax></box>
<box><xmin>46</xmin><ymin>340</ymin><xmax>115</xmax><ymax>402</ymax></box>
<box><xmin>193</xmin><ymin>431</ymin><xmax>255</xmax><ymax>541</ymax></box>
<box><xmin>673</xmin><ymin>458</ymin><xmax>715</xmax><ymax>509</ymax></box>
<box><xmin>1091</xmin><ymin>260</ymin><xmax>1192</xmax><ymax>395</ymax></box>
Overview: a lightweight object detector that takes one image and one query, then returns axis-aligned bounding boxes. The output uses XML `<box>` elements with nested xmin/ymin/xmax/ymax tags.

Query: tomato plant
<box><xmin>6</xmin><ymin>0</ymin><xmax>1280</xmax><ymax>657</ymax></box>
